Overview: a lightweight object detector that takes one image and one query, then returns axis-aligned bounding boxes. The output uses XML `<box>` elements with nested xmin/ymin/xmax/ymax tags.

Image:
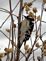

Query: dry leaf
<box><xmin>24</xmin><ymin>45</ymin><xmax>29</xmax><ymax>50</ymax></box>
<box><xmin>43</xmin><ymin>0</ymin><xmax>46</xmax><ymax>3</ymax></box>
<box><xmin>43</xmin><ymin>40</ymin><xmax>46</xmax><ymax>46</ymax></box>
<box><xmin>13</xmin><ymin>23</ymin><xmax>16</xmax><ymax>28</ymax></box>
<box><xmin>25</xmin><ymin>48</ymin><xmax>32</xmax><ymax>54</ymax></box>
<box><xmin>24</xmin><ymin>2</ymin><xmax>27</xmax><ymax>7</ymax></box>
<box><xmin>35</xmin><ymin>43</ymin><xmax>40</xmax><ymax>48</ymax></box>
<box><xmin>43</xmin><ymin>49</ymin><xmax>46</xmax><ymax>56</ymax></box>
<box><xmin>33</xmin><ymin>7</ymin><xmax>37</xmax><ymax>13</ymax></box>
<box><xmin>27</xmin><ymin>2</ymin><xmax>32</xmax><ymax>7</ymax></box>
<box><xmin>0</xmin><ymin>53</ymin><xmax>4</xmax><ymax>58</ymax></box>
<box><xmin>25</xmin><ymin>5</ymin><xmax>30</xmax><ymax>11</ymax></box>
<box><xmin>4</xmin><ymin>48</ymin><xmax>12</xmax><ymax>53</ymax></box>
<box><xmin>28</xmin><ymin>12</ymin><xmax>34</xmax><ymax>18</ymax></box>
<box><xmin>27</xmin><ymin>48</ymin><xmax>32</xmax><ymax>53</ymax></box>
<box><xmin>6</xmin><ymin>29</ymin><xmax>10</xmax><ymax>32</ymax></box>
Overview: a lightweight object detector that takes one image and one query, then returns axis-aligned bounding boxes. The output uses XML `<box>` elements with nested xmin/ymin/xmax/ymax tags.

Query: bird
<box><xmin>23</xmin><ymin>15</ymin><xmax>34</xmax><ymax>21</ymax></box>
<box><xmin>19</xmin><ymin>15</ymin><xmax>35</xmax><ymax>48</ymax></box>
<box><xmin>23</xmin><ymin>15</ymin><xmax>34</xmax><ymax>46</ymax></box>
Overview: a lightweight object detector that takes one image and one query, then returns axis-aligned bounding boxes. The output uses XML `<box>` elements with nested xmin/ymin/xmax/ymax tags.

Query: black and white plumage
<box><xmin>23</xmin><ymin>15</ymin><xmax>34</xmax><ymax>21</ymax></box>
<box><xmin>19</xmin><ymin>15</ymin><xmax>34</xmax><ymax>48</ymax></box>
<box><xmin>23</xmin><ymin>15</ymin><xmax>34</xmax><ymax>45</ymax></box>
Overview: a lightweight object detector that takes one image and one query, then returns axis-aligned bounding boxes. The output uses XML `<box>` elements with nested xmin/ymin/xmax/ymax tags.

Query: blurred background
<box><xmin>0</xmin><ymin>0</ymin><xmax>46</xmax><ymax>61</ymax></box>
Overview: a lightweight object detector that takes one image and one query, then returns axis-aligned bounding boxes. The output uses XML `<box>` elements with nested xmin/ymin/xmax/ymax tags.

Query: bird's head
<box><xmin>23</xmin><ymin>15</ymin><xmax>35</xmax><ymax>21</ymax></box>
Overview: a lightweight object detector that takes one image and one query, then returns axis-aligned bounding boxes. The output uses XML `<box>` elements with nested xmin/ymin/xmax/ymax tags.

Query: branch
<box><xmin>0</xmin><ymin>1</ymin><xmax>20</xmax><ymax>28</ymax></box>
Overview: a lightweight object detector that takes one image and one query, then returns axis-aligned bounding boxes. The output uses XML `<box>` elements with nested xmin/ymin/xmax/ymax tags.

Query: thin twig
<box><xmin>0</xmin><ymin>10</ymin><xmax>9</xmax><ymax>13</ymax></box>
<box><xmin>15</xmin><ymin>0</ymin><xmax>23</xmax><ymax>61</ymax></box>
<box><xmin>0</xmin><ymin>1</ymin><xmax>20</xmax><ymax>28</ymax></box>
<box><xmin>0</xmin><ymin>8</ymin><xmax>10</xmax><ymax>13</ymax></box>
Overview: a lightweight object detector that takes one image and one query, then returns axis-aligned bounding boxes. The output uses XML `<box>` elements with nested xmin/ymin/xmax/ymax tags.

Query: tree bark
<box><xmin>15</xmin><ymin>0</ymin><xmax>23</xmax><ymax>61</ymax></box>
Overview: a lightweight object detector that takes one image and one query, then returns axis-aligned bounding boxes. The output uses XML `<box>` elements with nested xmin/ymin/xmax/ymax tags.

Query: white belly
<box><xmin>20</xmin><ymin>19</ymin><xmax>30</xmax><ymax>43</ymax></box>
